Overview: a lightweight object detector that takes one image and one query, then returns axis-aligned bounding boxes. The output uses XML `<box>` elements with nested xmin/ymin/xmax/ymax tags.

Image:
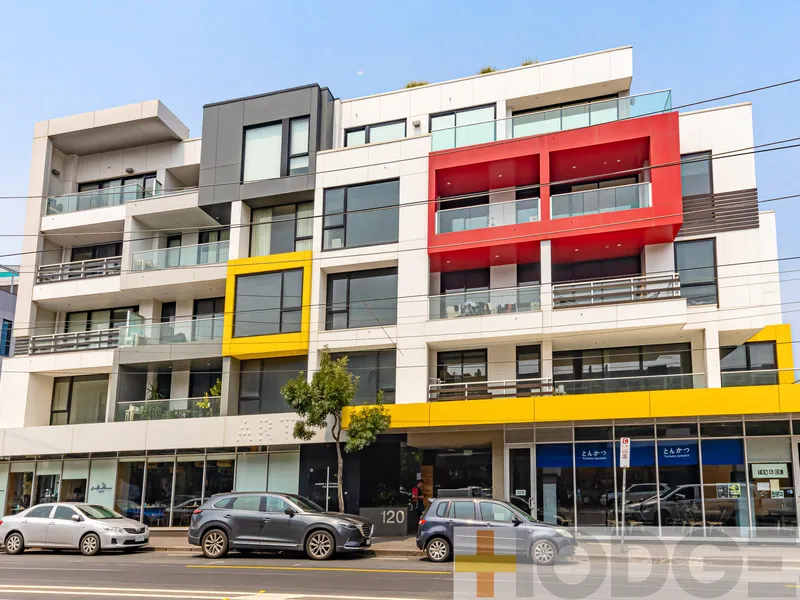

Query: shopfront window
<box><xmin>144</xmin><ymin>460</ymin><xmax>173</xmax><ymax>527</ymax></box>
<box><xmin>614</xmin><ymin>440</ymin><xmax>656</xmax><ymax>526</ymax></box>
<box><xmin>657</xmin><ymin>440</ymin><xmax>700</xmax><ymax>527</ymax></box>
<box><xmin>747</xmin><ymin>438</ymin><xmax>797</xmax><ymax>533</ymax></box>
<box><xmin>205</xmin><ymin>457</ymin><xmax>235</xmax><ymax>499</ymax></box>
<box><xmin>536</xmin><ymin>444</ymin><xmax>574</xmax><ymax>526</ymax></box>
<box><xmin>172</xmin><ymin>457</ymin><xmax>203</xmax><ymax>526</ymax></box>
<box><xmin>574</xmin><ymin>442</ymin><xmax>614</xmax><ymax>528</ymax></box>
<box><xmin>509</xmin><ymin>448</ymin><xmax>532</xmax><ymax>513</ymax></box>
<box><xmin>115</xmin><ymin>460</ymin><xmax>144</xmax><ymax>521</ymax></box>
<box><xmin>60</xmin><ymin>460</ymin><xmax>89</xmax><ymax>502</ymax></box>
<box><xmin>5</xmin><ymin>469</ymin><xmax>33</xmax><ymax>515</ymax></box>
<box><xmin>35</xmin><ymin>463</ymin><xmax>60</xmax><ymax>505</ymax></box>
<box><xmin>701</xmin><ymin>438</ymin><xmax>747</xmax><ymax>532</ymax></box>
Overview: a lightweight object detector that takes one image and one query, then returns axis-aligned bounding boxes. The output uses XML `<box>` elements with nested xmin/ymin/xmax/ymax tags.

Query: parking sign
<box><xmin>619</xmin><ymin>437</ymin><xmax>631</xmax><ymax>468</ymax></box>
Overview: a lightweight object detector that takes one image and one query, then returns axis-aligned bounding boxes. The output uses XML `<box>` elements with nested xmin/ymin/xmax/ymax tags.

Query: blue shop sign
<box><xmin>575</xmin><ymin>442</ymin><xmax>613</xmax><ymax>468</ymax></box>
<box><xmin>615</xmin><ymin>440</ymin><xmax>655</xmax><ymax>467</ymax></box>
<box><xmin>657</xmin><ymin>440</ymin><xmax>698</xmax><ymax>466</ymax></box>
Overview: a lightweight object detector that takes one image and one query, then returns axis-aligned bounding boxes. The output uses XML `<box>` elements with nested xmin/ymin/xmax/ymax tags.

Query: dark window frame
<box><xmin>429</xmin><ymin>104</ymin><xmax>497</xmax><ymax>135</ymax></box>
<box><xmin>330</xmin><ymin>350</ymin><xmax>397</xmax><ymax>404</ymax></box>
<box><xmin>248</xmin><ymin>201</ymin><xmax>313</xmax><ymax>257</ymax></box>
<box><xmin>516</xmin><ymin>345</ymin><xmax>541</xmax><ymax>380</ymax></box>
<box><xmin>77</xmin><ymin>173</ymin><xmax>157</xmax><ymax>195</ymax></box>
<box><xmin>288</xmin><ymin>116</ymin><xmax>310</xmax><ymax>175</ymax></box>
<box><xmin>720</xmin><ymin>342</ymin><xmax>778</xmax><ymax>373</ymax></box>
<box><xmin>325</xmin><ymin>268</ymin><xmax>398</xmax><ymax>330</ymax></box>
<box><xmin>70</xmin><ymin>242</ymin><xmax>123</xmax><ymax>262</ymax></box>
<box><xmin>345</xmin><ymin>119</ymin><xmax>407</xmax><ymax>147</ymax></box>
<box><xmin>436</xmin><ymin>349</ymin><xmax>489</xmax><ymax>384</ymax></box>
<box><xmin>49</xmin><ymin>375</ymin><xmax>108</xmax><ymax>426</ymax></box>
<box><xmin>680</xmin><ymin>151</ymin><xmax>714</xmax><ymax>198</ymax></box>
<box><xmin>0</xmin><ymin>319</ymin><xmax>12</xmax><ymax>357</ymax></box>
<box><xmin>241</xmin><ymin>116</ymin><xmax>312</xmax><ymax>182</ymax></box>
<box><xmin>674</xmin><ymin>238</ymin><xmax>718</xmax><ymax>307</ymax></box>
<box><xmin>553</xmin><ymin>343</ymin><xmax>693</xmax><ymax>381</ymax></box>
<box><xmin>322</xmin><ymin>179</ymin><xmax>400</xmax><ymax>251</ymax></box>
<box><xmin>233</xmin><ymin>269</ymin><xmax>304</xmax><ymax>338</ymax></box>
<box><xmin>64</xmin><ymin>306</ymin><xmax>138</xmax><ymax>332</ymax></box>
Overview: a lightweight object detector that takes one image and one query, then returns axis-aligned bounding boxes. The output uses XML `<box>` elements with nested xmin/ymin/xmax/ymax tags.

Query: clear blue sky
<box><xmin>1</xmin><ymin>0</ymin><xmax>799</xmax><ymax>346</ymax></box>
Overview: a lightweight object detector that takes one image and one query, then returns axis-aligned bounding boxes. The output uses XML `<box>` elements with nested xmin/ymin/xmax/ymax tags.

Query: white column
<box><xmin>541</xmin><ymin>339</ymin><xmax>554</xmax><ymax>382</ymax></box>
<box><xmin>229</xmin><ymin>201</ymin><xmax>250</xmax><ymax>260</ymax></box>
<box><xmin>540</xmin><ymin>240</ymin><xmax>553</xmax><ymax>314</ymax></box>
<box><xmin>703</xmin><ymin>326</ymin><xmax>721</xmax><ymax>388</ymax></box>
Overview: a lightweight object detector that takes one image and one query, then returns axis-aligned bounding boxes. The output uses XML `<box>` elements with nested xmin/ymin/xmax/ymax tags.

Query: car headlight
<box><xmin>555</xmin><ymin>528</ymin><xmax>574</xmax><ymax>539</ymax></box>
<box><xmin>102</xmin><ymin>526</ymin><xmax>126</xmax><ymax>534</ymax></box>
<box><xmin>338</xmin><ymin>522</ymin><xmax>358</xmax><ymax>529</ymax></box>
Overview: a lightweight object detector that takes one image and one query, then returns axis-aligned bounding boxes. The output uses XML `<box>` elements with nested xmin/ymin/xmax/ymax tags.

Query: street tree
<box><xmin>282</xmin><ymin>348</ymin><xmax>391</xmax><ymax>512</ymax></box>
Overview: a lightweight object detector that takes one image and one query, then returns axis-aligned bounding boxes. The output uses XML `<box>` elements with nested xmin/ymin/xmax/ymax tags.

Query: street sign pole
<box><xmin>619</xmin><ymin>437</ymin><xmax>631</xmax><ymax>552</ymax></box>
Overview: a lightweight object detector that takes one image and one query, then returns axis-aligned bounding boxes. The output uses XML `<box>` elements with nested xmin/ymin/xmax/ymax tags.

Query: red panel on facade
<box><xmin>427</xmin><ymin>113</ymin><xmax>683</xmax><ymax>272</ymax></box>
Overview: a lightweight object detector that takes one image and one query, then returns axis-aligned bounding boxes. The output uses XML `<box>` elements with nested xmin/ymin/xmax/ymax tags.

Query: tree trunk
<box><xmin>332</xmin><ymin>416</ymin><xmax>345</xmax><ymax>513</ymax></box>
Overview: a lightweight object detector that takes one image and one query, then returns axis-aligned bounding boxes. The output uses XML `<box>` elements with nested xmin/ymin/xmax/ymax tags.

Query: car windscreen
<box><xmin>75</xmin><ymin>504</ymin><xmax>124</xmax><ymax>520</ymax></box>
<box><xmin>289</xmin><ymin>495</ymin><xmax>325</xmax><ymax>512</ymax></box>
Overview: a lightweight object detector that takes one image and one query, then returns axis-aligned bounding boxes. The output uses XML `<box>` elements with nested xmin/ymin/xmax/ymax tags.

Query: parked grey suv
<box><xmin>188</xmin><ymin>492</ymin><xmax>373</xmax><ymax>560</ymax></box>
<box><xmin>416</xmin><ymin>498</ymin><xmax>577</xmax><ymax>565</ymax></box>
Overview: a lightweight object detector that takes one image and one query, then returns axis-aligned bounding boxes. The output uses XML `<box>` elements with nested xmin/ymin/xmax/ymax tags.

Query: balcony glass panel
<box><xmin>436</xmin><ymin>197</ymin><xmax>539</xmax><ymax>233</ymax></box>
<box><xmin>429</xmin><ymin>285</ymin><xmax>540</xmax><ymax>320</ymax></box>
<box><xmin>554</xmin><ymin>373</ymin><xmax>703</xmax><ymax>395</ymax></box>
<box><xmin>131</xmin><ymin>241</ymin><xmax>229</xmax><ymax>271</ymax></box>
<box><xmin>116</xmin><ymin>397</ymin><xmax>221</xmax><ymax>421</ymax></box>
<box><xmin>119</xmin><ymin>316</ymin><xmax>224</xmax><ymax>347</ymax></box>
<box><xmin>46</xmin><ymin>184</ymin><xmax>151</xmax><ymax>215</ymax></box>
<box><xmin>552</xmin><ymin>273</ymin><xmax>681</xmax><ymax>307</ymax></box>
<box><xmin>551</xmin><ymin>182</ymin><xmax>650</xmax><ymax>219</ymax></box>
<box><xmin>721</xmin><ymin>370</ymin><xmax>780</xmax><ymax>387</ymax></box>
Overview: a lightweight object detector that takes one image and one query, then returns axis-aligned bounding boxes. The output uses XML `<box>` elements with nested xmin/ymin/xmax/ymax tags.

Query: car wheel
<box><xmin>426</xmin><ymin>537</ymin><xmax>451</xmax><ymax>562</ymax></box>
<box><xmin>531</xmin><ymin>539</ymin><xmax>557</xmax><ymax>566</ymax></box>
<box><xmin>4</xmin><ymin>532</ymin><xmax>24</xmax><ymax>555</ymax></box>
<box><xmin>80</xmin><ymin>533</ymin><xmax>101</xmax><ymax>556</ymax></box>
<box><xmin>305</xmin><ymin>530</ymin><xmax>335</xmax><ymax>561</ymax></box>
<box><xmin>201</xmin><ymin>529</ymin><xmax>229</xmax><ymax>559</ymax></box>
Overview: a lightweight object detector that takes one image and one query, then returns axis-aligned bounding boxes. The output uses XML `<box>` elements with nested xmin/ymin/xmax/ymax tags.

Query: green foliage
<box><xmin>478</xmin><ymin>66</ymin><xmax>496</xmax><ymax>74</ymax></box>
<box><xmin>197</xmin><ymin>378</ymin><xmax>222</xmax><ymax>415</ymax></box>
<box><xmin>345</xmin><ymin>390</ymin><xmax>391</xmax><ymax>453</ymax></box>
<box><xmin>521</xmin><ymin>58</ymin><xmax>539</xmax><ymax>66</ymax></box>
<box><xmin>145</xmin><ymin>381</ymin><xmax>163</xmax><ymax>401</ymax></box>
<box><xmin>405</xmin><ymin>81</ymin><xmax>429</xmax><ymax>88</ymax></box>
<box><xmin>140</xmin><ymin>403</ymin><xmax>166</xmax><ymax>420</ymax></box>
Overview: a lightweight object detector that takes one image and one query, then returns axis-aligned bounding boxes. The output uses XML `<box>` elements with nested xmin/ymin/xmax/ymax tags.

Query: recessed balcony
<box><xmin>550</xmin><ymin>182</ymin><xmax>650</xmax><ymax>219</ymax></box>
<box><xmin>36</xmin><ymin>256</ymin><xmax>122</xmax><ymax>284</ymax></box>
<box><xmin>119</xmin><ymin>315</ymin><xmax>224</xmax><ymax>346</ymax></box>
<box><xmin>428</xmin><ymin>285</ymin><xmax>541</xmax><ymax>320</ymax></box>
<box><xmin>552</xmin><ymin>273</ymin><xmax>680</xmax><ymax>308</ymax></box>
<box><xmin>116</xmin><ymin>396</ymin><xmax>221</xmax><ymax>422</ymax></box>
<box><xmin>14</xmin><ymin>328</ymin><xmax>120</xmax><ymax>356</ymax></box>
<box><xmin>435</xmin><ymin>196</ymin><xmax>539</xmax><ymax>234</ymax></box>
<box><xmin>46</xmin><ymin>184</ymin><xmax>151</xmax><ymax>215</ymax></box>
<box><xmin>131</xmin><ymin>241</ymin><xmax>229</xmax><ymax>271</ymax></box>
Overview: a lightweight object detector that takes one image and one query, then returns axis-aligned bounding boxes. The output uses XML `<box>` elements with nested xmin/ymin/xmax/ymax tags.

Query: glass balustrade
<box><xmin>429</xmin><ymin>285</ymin><xmax>540</xmax><ymax>320</ymax></box>
<box><xmin>116</xmin><ymin>397</ymin><xmax>221</xmax><ymax>422</ymax></box>
<box><xmin>436</xmin><ymin>197</ymin><xmax>539</xmax><ymax>233</ymax></box>
<box><xmin>46</xmin><ymin>184</ymin><xmax>150</xmax><ymax>215</ymax></box>
<box><xmin>551</xmin><ymin>182</ymin><xmax>650</xmax><ymax>219</ymax></box>
<box><xmin>119</xmin><ymin>316</ymin><xmax>224</xmax><ymax>346</ymax></box>
<box><xmin>131</xmin><ymin>241</ymin><xmax>229</xmax><ymax>271</ymax></box>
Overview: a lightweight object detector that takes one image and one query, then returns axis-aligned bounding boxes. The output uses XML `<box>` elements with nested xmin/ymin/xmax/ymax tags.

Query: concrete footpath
<box><xmin>149</xmin><ymin>530</ymin><xmax>800</xmax><ymax>566</ymax></box>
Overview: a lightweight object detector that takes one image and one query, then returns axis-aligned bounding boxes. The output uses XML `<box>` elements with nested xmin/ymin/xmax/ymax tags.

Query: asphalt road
<box><xmin>0</xmin><ymin>550</ymin><xmax>798</xmax><ymax>599</ymax></box>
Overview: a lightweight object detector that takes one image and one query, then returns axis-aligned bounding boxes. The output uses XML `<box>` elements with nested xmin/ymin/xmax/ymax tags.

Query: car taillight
<box><xmin>0</xmin><ymin>520</ymin><xmax>4</xmax><ymax>526</ymax></box>
<box><xmin>419</xmin><ymin>518</ymin><xmax>426</xmax><ymax>526</ymax></box>
<box><xmin>193</xmin><ymin>509</ymin><xmax>203</xmax><ymax>515</ymax></box>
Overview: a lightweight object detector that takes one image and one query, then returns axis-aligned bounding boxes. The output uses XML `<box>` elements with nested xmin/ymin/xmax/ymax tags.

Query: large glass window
<box><xmin>115</xmin><ymin>460</ymin><xmax>144</xmax><ymax>521</ymax></box>
<box><xmin>0</xmin><ymin>319</ymin><xmax>11</xmax><ymax>357</ymax></box>
<box><xmin>289</xmin><ymin>117</ymin><xmax>310</xmax><ymax>175</ymax></box>
<box><xmin>143</xmin><ymin>460</ymin><xmax>173</xmax><ymax>527</ymax></box>
<box><xmin>205</xmin><ymin>456</ymin><xmax>235</xmax><ymax>499</ymax></box>
<box><xmin>436</xmin><ymin>350</ymin><xmax>488</xmax><ymax>399</ymax></box>
<box><xmin>243</xmin><ymin>123</ymin><xmax>282</xmax><ymax>182</ymax></box>
<box><xmin>574</xmin><ymin>442</ymin><xmax>614</xmax><ymax>528</ymax></box>
<box><xmin>330</xmin><ymin>350</ymin><xmax>396</xmax><ymax>404</ymax></box>
<box><xmin>657</xmin><ymin>440</ymin><xmax>700</xmax><ymax>527</ymax></box>
<box><xmin>345</xmin><ymin>120</ymin><xmax>406</xmax><ymax>147</ymax></box>
<box><xmin>552</xmin><ymin>256</ymin><xmax>641</xmax><ymax>283</ymax></box>
<box><xmin>238</xmin><ymin>356</ymin><xmax>307</xmax><ymax>414</ymax></box>
<box><xmin>430</xmin><ymin>105</ymin><xmax>496</xmax><ymax>151</ymax></box>
<box><xmin>721</xmin><ymin>342</ymin><xmax>778</xmax><ymax>387</ymax></box>
<box><xmin>536</xmin><ymin>444</ymin><xmax>574</xmax><ymax>526</ymax></box>
<box><xmin>553</xmin><ymin>344</ymin><xmax>692</xmax><ymax>394</ymax></box>
<box><xmin>71</xmin><ymin>242</ymin><xmax>123</xmax><ymax>262</ymax></box>
<box><xmin>325</xmin><ymin>268</ymin><xmax>398</xmax><ymax>330</ymax></box>
<box><xmin>323</xmin><ymin>180</ymin><xmax>399</xmax><ymax>250</ymax></box>
<box><xmin>747</xmin><ymin>437</ymin><xmax>796</xmax><ymax>532</ymax></box>
<box><xmin>615</xmin><ymin>440</ymin><xmax>657</xmax><ymax>526</ymax></box>
<box><xmin>172</xmin><ymin>456</ymin><xmax>204</xmax><ymax>526</ymax></box>
<box><xmin>50</xmin><ymin>375</ymin><xmax>108</xmax><ymax>425</ymax></box>
<box><xmin>234</xmin><ymin>270</ymin><xmax>303</xmax><ymax>337</ymax></box>
<box><xmin>250</xmin><ymin>202</ymin><xmax>313</xmax><ymax>256</ymax></box>
<box><xmin>675</xmin><ymin>238</ymin><xmax>717</xmax><ymax>306</ymax></box>
<box><xmin>701</xmin><ymin>439</ymin><xmax>747</xmax><ymax>531</ymax></box>
<box><xmin>680</xmin><ymin>152</ymin><xmax>713</xmax><ymax>197</ymax></box>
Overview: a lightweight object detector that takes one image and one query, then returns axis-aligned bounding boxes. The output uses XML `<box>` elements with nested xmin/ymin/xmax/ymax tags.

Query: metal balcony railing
<box><xmin>116</xmin><ymin>396</ymin><xmax>222</xmax><ymax>422</ymax></box>
<box><xmin>131</xmin><ymin>240</ymin><xmax>229</xmax><ymax>271</ymax></box>
<box><xmin>36</xmin><ymin>256</ymin><xmax>122</xmax><ymax>284</ymax></box>
<box><xmin>552</xmin><ymin>273</ymin><xmax>680</xmax><ymax>308</ymax></box>
<box><xmin>14</xmin><ymin>327</ymin><xmax>120</xmax><ymax>356</ymax></box>
<box><xmin>435</xmin><ymin>197</ymin><xmax>539</xmax><ymax>233</ymax></box>
<box><xmin>551</xmin><ymin>182</ymin><xmax>651</xmax><ymax>219</ymax></box>
<box><xmin>430</xmin><ymin>90</ymin><xmax>672</xmax><ymax>151</ymax></box>
<box><xmin>428</xmin><ymin>378</ymin><xmax>553</xmax><ymax>401</ymax></box>
<box><xmin>118</xmin><ymin>315</ymin><xmax>224</xmax><ymax>346</ymax></box>
<box><xmin>428</xmin><ymin>285</ymin><xmax>541</xmax><ymax>320</ymax></box>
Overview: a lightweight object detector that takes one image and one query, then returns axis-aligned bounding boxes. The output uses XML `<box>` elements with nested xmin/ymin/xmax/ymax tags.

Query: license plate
<box><xmin>134</xmin><ymin>536</ymin><xmax>145</xmax><ymax>543</ymax></box>
<box><xmin>365</xmin><ymin>539</ymin><xmax>371</xmax><ymax>546</ymax></box>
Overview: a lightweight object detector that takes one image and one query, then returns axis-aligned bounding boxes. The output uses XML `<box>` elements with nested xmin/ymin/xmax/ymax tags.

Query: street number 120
<box><xmin>381</xmin><ymin>509</ymin><xmax>405</xmax><ymax>524</ymax></box>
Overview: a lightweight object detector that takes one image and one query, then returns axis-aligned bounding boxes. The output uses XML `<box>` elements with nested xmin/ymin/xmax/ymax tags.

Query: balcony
<box><xmin>46</xmin><ymin>184</ymin><xmax>151</xmax><ymax>215</ymax></box>
<box><xmin>553</xmin><ymin>373</ymin><xmax>704</xmax><ymax>395</ymax></box>
<box><xmin>116</xmin><ymin>396</ymin><xmax>221</xmax><ymax>422</ymax></box>
<box><xmin>14</xmin><ymin>328</ymin><xmax>119</xmax><ymax>356</ymax></box>
<box><xmin>429</xmin><ymin>285</ymin><xmax>541</xmax><ymax>320</ymax></box>
<box><xmin>428</xmin><ymin>378</ymin><xmax>552</xmax><ymax>401</ymax></box>
<box><xmin>721</xmin><ymin>370</ymin><xmax>780</xmax><ymax>387</ymax></box>
<box><xmin>36</xmin><ymin>256</ymin><xmax>122</xmax><ymax>284</ymax></box>
<box><xmin>551</xmin><ymin>182</ymin><xmax>650</xmax><ymax>219</ymax></box>
<box><xmin>552</xmin><ymin>273</ymin><xmax>680</xmax><ymax>308</ymax></box>
<box><xmin>435</xmin><ymin>197</ymin><xmax>539</xmax><ymax>234</ymax></box>
<box><xmin>430</xmin><ymin>90</ymin><xmax>672</xmax><ymax>151</ymax></box>
<box><xmin>131</xmin><ymin>241</ymin><xmax>229</xmax><ymax>271</ymax></box>
<box><xmin>119</xmin><ymin>315</ymin><xmax>224</xmax><ymax>346</ymax></box>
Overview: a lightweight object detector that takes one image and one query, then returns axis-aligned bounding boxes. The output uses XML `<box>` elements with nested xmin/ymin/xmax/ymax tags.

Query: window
<box><xmin>74</xmin><ymin>173</ymin><xmax>157</xmax><ymax>209</ymax></box>
<box><xmin>50</xmin><ymin>375</ymin><xmax>109</xmax><ymax>426</ymax></box>
<box><xmin>323</xmin><ymin>180</ymin><xmax>400</xmax><ymax>250</ymax></box>
<box><xmin>325</xmin><ymin>268</ymin><xmax>398</xmax><ymax>330</ymax></box>
<box><xmin>430</xmin><ymin>105</ymin><xmax>496</xmax><ymax>151</ymax></box>
<box><xmin>238</xmin><ymin>356</ymin><xmax>307</xmax><ymax>415</ymax></box>
<box><xmin>516</xmin><ymin>345</ymin><xmax>541</xmax><ymax>380</ymax></box>
<box><xmin>65</xmin><ymin>307</ymin><xmax>137</xmax><ymax>333</ymax></box>
<box><xmin>250</xmin><ymin>202</ymin><xmax>313</xmax><ymax>256</ymax></box>
<box><xmin>440</xmin><ymin>269</ymin><xmax>489</xmax><ymax>294</ymax></box>
<box><xmin>234</xmin><ymin>270</ymin><xmax>303</xmax><ymax>337</ymax></box>
<box><xmin>265</xmin><ymin>495</ymin><xmax>291</xmax><ymax>513</ymax></box>
<box><xmin>675</xmin><ymin>239</ymin><xmax>717</xmax><ymax>306</ymax></box>
<box><xmin>437</xmin><ymin>350</ymin><xmax>488</xmax><ymax>388</ymax></box>
<box><xmin>231</xmin><ymin>495</ymin><xmax>264</xmax><ymax>512</ymax></box>
<box><xmin>243</xmin><ymin>123</ymin><xmax>282</xmax><ymax>182</ymax></box>
<box><xmin>479</xmin><ymin>501</ymin><xmax>516</xmax><ymax>523</ymax></box>
<box><xmin>680</xmin><ymin>152</ymin><xmax>712</xmax><ymax>197</ymax></box>
<box><xmin>53</xmin><ymin>506</ymin><xmax>78</xmax><ymax>520</ymax></box>
<box><xmin>435</xmin><ymin>501</ymin><xmax>450</xmax><ymax>517</ymax></box>
<box><xmin>289</xmin><ymin>117</ymin><xmax>310</xmax><ymax>175</ymax></box>
<box><xmin>193</xmin><ymin>297</ymin><xmax>224</xmax><ymax>341</ymax></box>
<box><xmin>448</xmin><ymin>500</ymin><xmax>476</xmax><ymax>520</ymax></box>
<box><xmin>27</xmin><ymin>505</ymin><xmax>54</xmax><ymax>519</ymax></box>
<box><xmin>0</xmin><ymin>319</ymin><xmax>11</xmax><ymax>357</ymax></box>
<box><xmin>552</xmin><ymin>256</ymin><xmax>641</xmax><ymax>283</ymax></box>
<box><xmin>345</xmin><ymin>120</ymin><xmax>407</xmax><ymax>147</ymax></box>
<box><xmin>71</xmin><ymin>242</ymin><xmax>122</xmax><ymax>262</ymax></box>
<box><xmin>721</xmin><ymin>342</ymin><xmax>778</xmax><ymax>386</ymax></box>
<box><xmin>330</xmin><ymin>350</ymin><xmax>396</xmax><ymax>404</ymax></box>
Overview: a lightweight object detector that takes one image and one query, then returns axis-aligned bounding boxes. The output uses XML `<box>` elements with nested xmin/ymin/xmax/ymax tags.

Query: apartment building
<box><xmin>0</xmin><ymin>46</ymin><xmax>794</xmax><ymax>533</ymax></box>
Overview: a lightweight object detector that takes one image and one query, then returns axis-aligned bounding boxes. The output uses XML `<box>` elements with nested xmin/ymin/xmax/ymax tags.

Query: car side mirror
<box><xmin>71</xmin><ymin>514</ymin><xmax>81</xmax><ymax>522</ymax></box>
<box><xmin>512</xmin><ymin>517</ymin><xmax>522</xmax><ymax>526</ymax></box>
<box><xmin>285</xmin><ymin>507</ymin><xmax>297</xmax><ymax>517</ymax></box>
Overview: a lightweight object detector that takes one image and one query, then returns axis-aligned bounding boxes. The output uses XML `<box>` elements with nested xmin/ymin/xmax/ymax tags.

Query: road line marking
<box><xmin>185</xmin><ymin>564</ymin><xmax>450</xmax><ymax>575</ymax></box>
<box><xmin>0</xmin><ymin>584</ymin><xmax>251</xmax><ymax>595</ymax></box>
<box><xmin>0</xmin><ymin>592</ymin><xmax>245</xmax><ymax>599</ymax></box>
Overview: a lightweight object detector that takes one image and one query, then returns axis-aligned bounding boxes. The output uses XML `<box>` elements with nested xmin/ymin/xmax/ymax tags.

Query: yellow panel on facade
<box><xmin>778</xmin><ymin>384</ymin><xmax>800</xmax><ymax>413</ymax></box>
<box><xmin>534</xmin><ymin>392</ymin><xmax>651</xmax><ymax>422</ymax></box>
<box><xmin>222</xmin><ymin>251</ymin><xmax>313</xmax><ymax>360</ymax></box>
<box><xmin>749</xmin><ymin>324</ymin><xmax>794</xmax><ymax>384</ymax></box>
<box><xmin>649</xmin><ymin>386</ymin><xmax>781</xmax><ymax>417</ymax></box>
<box><xmin>429</xmin><ymin>397</ymin><xmax>534</xmax><ymax>427</ymax></box>
<box><xmin>343</xmin><ymin>403</ymin><xmax>430</xmax><ymax>429</ymax></box>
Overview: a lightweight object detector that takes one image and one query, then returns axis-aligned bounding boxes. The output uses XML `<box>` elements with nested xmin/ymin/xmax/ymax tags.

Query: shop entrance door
<box><xmin>507</xmin><ymin>446</ymin><xmax>534</xmax><ymax>516</ymax></box>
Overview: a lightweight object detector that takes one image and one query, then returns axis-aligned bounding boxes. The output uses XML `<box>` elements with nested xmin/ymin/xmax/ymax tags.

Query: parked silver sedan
<box><xmin>0</xmin><ymin>503</ymin><xmax>149</xmax><ymax>556</ymax></box>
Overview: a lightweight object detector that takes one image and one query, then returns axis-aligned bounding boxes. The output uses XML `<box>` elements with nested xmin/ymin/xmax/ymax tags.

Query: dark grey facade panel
<box><xmin>677</xmin><ymin>188</ymin><xmax>759</xmax><ymax>237</ymax></box>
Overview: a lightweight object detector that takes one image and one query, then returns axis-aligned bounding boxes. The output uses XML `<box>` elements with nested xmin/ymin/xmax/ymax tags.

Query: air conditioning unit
<box><xmin>135</xmin><ymin>260</ymin><xmax>156</xmax><ymax>270</ymax></box>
